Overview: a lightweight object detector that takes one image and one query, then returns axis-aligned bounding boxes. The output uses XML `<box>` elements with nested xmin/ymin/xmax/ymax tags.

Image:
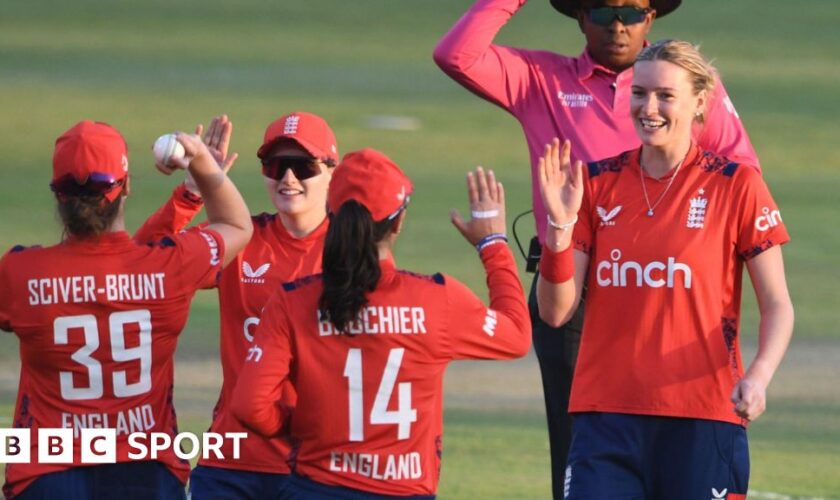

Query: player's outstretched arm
<box><xmin>448</xmin><ymin>166</ymin><xmax>531</xmax><ymax>360</ymax></box>
<box><xmin>535</xmin><ymin>138</ymin><xmax>587</xmax><ymax>327</ymax></box>
<box><xmin>731</xmin><ymin>246</ymin><xmax>794</xmax><ymax>422</ymax></box>
<box><xmin>433</xmin><ymin>0</ymin><xmax>532</xmax><ymax>111</ymax></box>
<box><xmin>168</xmin><ymin>132</ymin><xmax>252</xmax><ymax>266</ymax></box>
<box><xmin>135</xmin><ymin>115</ymin><xmax>239</xmax><ymax>243</ymax></box>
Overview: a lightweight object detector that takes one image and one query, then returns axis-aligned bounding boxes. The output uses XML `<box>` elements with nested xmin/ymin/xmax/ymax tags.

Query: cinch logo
<box><xmin>557</xmin><ymin>91</ymin><xmax>593</xmax><ymax>108</ymax></box>
<box><xmin>596</xmin><ymin>249</ymin><xmax>692</xmax><ymax>289</ymax></box>
<box><xmin>754</xmin><ymin>207</ymin><xmax>782</xmax><ymax>232</ymax></box>
<box><xmin>242</xmin><ymin>262</ymin><xmax>270</xmax><ymax>284</ymax></box>
<box><xmin>596</xmin><ymin>205</ymin><xmax>622</xmax><ymax>226</ymax></box>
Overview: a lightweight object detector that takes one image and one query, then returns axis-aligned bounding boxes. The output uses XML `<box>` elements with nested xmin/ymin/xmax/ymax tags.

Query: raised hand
<box><xmin>538</xmin><ymin>138</ymin><xmax>584</xmax><ymax>229</ymax></box>
<box><xmin>184</xmin><ymin>115</ymin><xmax>238</xmax><ymax>195</ymax></box>
<box><xmin>450</xmin><ymin>166</ymin><xmax>506</xmax><ymax>247</ymax></box>
<box><xmin>200</xmin><ymin>114</ymin><xmax>238</xmax><ymax>173</ymax></box>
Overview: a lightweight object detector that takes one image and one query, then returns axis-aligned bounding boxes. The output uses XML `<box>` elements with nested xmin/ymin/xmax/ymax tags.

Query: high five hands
<box><xmin>153</xmin><ymin>115</ymin><xmax>239</xmax><ymax>195</ymax></box>
<box><xmin>538</xmin><ymin>138</ymin><xmax>584</xmax><ymax>236</ymax></box>
<box><xmin>450</xmin><ymin>166</ymin><xmax>506</xmax><ymax>247</ymax></box>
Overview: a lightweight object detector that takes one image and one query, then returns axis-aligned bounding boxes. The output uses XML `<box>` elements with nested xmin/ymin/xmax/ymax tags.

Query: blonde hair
<box><xmin>636</xmin><ymin>39</ymin><xmax>716</xmax><ymax>122</ymax></box>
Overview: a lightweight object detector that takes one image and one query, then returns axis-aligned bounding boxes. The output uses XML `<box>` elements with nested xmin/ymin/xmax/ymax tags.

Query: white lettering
<box><xmin>329</xmin><ymin>451</ymin><xmax>423</xmax><ymax>480</ymax></box>
<box><xmin>317</xmin><ymin>307</ymin><xmax>429</xmax><ymax>336</ymax></box>
<box><xmin>755</xmin><ymin>207</ymin><xmax>783</xmax><ymax>232</ymax></box>
<box><xmin>596</xmin><ymin>249</ymin><xmax>692</xmax><ymax>289</ymax></box>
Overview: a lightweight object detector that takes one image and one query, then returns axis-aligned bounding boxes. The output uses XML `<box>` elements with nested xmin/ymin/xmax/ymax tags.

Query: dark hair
<box><xmin>319</xmin><ymin>200</ymin><xmax>397</xmax><ymax>333</ymax></box>
<box><xmin>57</xmin><ymin>195</ymin><xmax>122</xmax><ymax>239</ymax></box>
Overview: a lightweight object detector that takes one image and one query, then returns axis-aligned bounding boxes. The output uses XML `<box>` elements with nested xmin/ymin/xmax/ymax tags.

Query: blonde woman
<box><xmin>536</xmin><ymin>40</ymin><xmax>793</xmax><ymax>498</ymax></box>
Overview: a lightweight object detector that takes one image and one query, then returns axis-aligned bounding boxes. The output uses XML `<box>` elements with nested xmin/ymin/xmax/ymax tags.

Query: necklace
<box><xmin>639</xmin><ymin>158</ymin><xmax>683</xmax><ymax>217</ymax></box>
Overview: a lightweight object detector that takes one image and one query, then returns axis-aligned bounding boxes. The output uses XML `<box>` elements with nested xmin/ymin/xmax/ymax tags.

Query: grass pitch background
<box><xmin>1</xmin><ymin>0</ymin><xmax>838</xmax><ymax>496</ymax></box>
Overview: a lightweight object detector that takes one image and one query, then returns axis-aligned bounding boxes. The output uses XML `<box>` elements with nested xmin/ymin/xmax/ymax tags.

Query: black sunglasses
<box><xmin>261</xmin><ymin>156</ymin><xmax>323</xmax><ymax>181</ymax></box>
<box><xmin>50</xmin><ymin>172</ymin><xmax>124</xmax><ymax>198</ymax></box>
<box><xmin>588</xmin><ymin>6</ymin><xmax>651</xmax><ymax>27</ymax></box>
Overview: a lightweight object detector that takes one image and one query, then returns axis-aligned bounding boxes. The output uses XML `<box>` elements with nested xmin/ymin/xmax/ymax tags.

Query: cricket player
<box><xmin>536</xmin><ymin>40</ymin><xmax>793</xmax><ymax>498</ymax></box>
<box><xmin>231</xmin><ymin>150</ymin><xmax>531</xmax><ymax>498</ymax></box>
<box><xmin>433</xmin><ymin>2</ymin><xmax>761</xmax><ymax>494</ymax></box>
<box><xmin>135</xmin><ymin>112</ymin><xmax>338</xmax><ymax>499</ymax></box>
<box><xmin>0</xmin><ymin>121</ymin><xmax>252</xmax><ymax>498</ymax></box>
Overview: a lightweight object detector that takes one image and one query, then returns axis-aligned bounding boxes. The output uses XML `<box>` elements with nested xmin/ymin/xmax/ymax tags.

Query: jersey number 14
<box><xmin>343</xmin><ymin>348</ymin><xmax>417</xmax><ymax>441</ymax></box>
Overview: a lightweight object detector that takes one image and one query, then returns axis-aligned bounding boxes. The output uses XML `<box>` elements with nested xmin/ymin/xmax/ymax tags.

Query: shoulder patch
<box><xmin>253</xmin><ymin>212</ymin><xmax>276</xmax><ymax>228</ymax></box>
<box><xmin>146</xmin><ymin>236</ymin><xmax>176</xmax><ymax>248</ymax></box>
<box><xmin>587</xmin><ymin>151</ymin><xmax>632</xmax><ymax>178</ymax></box>
<box><xmin>396</xmin><ymin>269</ymin><xmax>446</xmax><ymax>285</ymax></box>
<box><xmin>10</xmin><ymin>245</ymin><xmax>30</xmax><ymax>253</ymax></box>
<box><xmin>698</xmin><ymin>150</ymin><xmax>740</xmax><ymax>177</ymax></box>
<box><xmin>282</xmin><ymin>273</ymin><xmax>323</xmax><ymax>292</ymax></box>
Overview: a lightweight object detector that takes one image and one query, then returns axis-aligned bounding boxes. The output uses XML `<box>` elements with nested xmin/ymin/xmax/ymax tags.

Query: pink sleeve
<box><xmin>231</xmin><ymin>292</ymin><xmax>293</xmax><ymax>437</ymax></box>
<box><xmin>695</xmin><ymin>76</ymin><xmax>761</xmax><ymax>171</ymax></box>
<box><xmin>134</xmin><ymin>184</ymin><xmax>204</xmax><ymax>244</ymax></box>
<box><xmin>734</xmin><ymin>168</ymin><xmax>790</xmax><ymax>260</ymax></box>
<box><xmin>433</xmin><ymin>0</ymin><xmax>533</xmax><ymax>112</ymax></box>
<box><xmin>443</xmin><ymin>244</ymin><xmax>531</xmax><ymax>360</ymax></box>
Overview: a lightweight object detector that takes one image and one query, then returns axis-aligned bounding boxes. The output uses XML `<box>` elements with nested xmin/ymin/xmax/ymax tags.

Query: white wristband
<box><xmin>471</xmin><ymin>209</ymin><xmax>500</xmax><ymax>219</ymax></box>
<box><xmin>547</xmin><ymin>214</ymin><xmax>577</xmax><ymax>231</ymax></box>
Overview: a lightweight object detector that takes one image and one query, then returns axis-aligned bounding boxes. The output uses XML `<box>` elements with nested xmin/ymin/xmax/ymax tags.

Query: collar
<box><xmin>632</xmin><ymin>142</ymin><xmax>701</xmax><ymax>178</ymax></box>
<box><xmin>576</xmin><ymin>40</ymin><xmax>651</xmax><ymax>80</ymax></box>
<box><xmin>380</xmin><ymin>254</ymin><xmax>396</xmax><ymax>274</ymax></box>
<box><xmin>63</xmin><ymin>231</ymin><xmax>132</xmax><ymax>251</ymax></box>
<box><xmin>273</xmin><ymin>214</ymin><xmax>329</xmax><ymax>246</ymax></box>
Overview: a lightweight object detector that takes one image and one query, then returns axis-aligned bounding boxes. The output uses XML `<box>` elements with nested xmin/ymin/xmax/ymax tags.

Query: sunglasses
<box><xmin>50</xmin><ymin>172</ymin><xmax>125</xmax><ymax>198</ymax></box>
<box><xmin>587</xmin><ymin>6</ymin><xmax>651</xmax><ymax>27</ymax></box>
<box><xmin>261</xmin><ymin>156</ymin><xmax>323</xmax><ymax>181</ymax></box>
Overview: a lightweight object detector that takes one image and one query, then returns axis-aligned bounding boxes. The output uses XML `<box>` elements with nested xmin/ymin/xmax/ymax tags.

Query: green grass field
<box><xmin>1</xmin><ymin>0</ymin><xmax>838</xmax><ymax>497</ymax></box>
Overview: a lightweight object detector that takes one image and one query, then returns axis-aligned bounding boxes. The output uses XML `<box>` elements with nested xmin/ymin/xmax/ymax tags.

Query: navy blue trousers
<box><xmin>16</xmin><ymin>461</ymin><xmax>184</xmax><ymax>500</ymax></box>
<box><xmin>565</xmin><ymin>413</ymin><xmax>749</xmax><ymax>500</ymax></box>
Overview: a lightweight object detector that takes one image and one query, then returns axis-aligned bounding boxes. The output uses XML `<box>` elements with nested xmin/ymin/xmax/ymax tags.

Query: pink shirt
<box><xmin>434</xmin><ymin>0</ymin><xmax>760</xmax><ymax>242</ymax></box>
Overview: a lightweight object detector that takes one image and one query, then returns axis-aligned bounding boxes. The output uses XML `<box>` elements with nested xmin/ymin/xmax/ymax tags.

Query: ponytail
<box><xmin>319</xmin><ymin>200</ymin><xmax>396</xmax><ymax>333</ymax></box>
<box><xmin>57</xmin><ymin>195</ymin><xmax>121</xmax><ymax>239</ymax></box>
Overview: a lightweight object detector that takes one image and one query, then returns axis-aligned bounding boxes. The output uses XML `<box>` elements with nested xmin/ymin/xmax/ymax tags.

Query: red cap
<box><xmin>52</xmin><ymin>120</ymin><xmax>129</xmax><ymax>201</ymax></box>
<box><xmin>257</xmin><ymin>111</ymin><xmax>338</xmax><ymax>163</ymax></box>
<box><xmin>327</xmin><ymin>149</ymin><xmax>413</xmax><ymax>222</ymax></box>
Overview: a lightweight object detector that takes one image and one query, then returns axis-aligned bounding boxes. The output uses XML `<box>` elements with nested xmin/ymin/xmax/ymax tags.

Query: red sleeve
<box><xmin>443</xmin><ymin>244</ymin><xmax>531</xmax><ymax>360</ymax></box>
<box><xmin>169</xmin><ymin>228</ymin><xmax>226</xmax><ymax>290</ymax></box>
<box><xmin>231</xmin><ymin>290</ymin><xmax>293</xmax><ymax>437</ymax></box>
<box><xmin>0</xmin><ymin>251</ymin><xmax>12</xmax><ymax>331</ymax></box>
<box><xmin>572</xmin><ymin>167</ymin><xmax>596</xmax><ymax>255</ymax></box>
<box><xmin>733</xmin><ymin>168</ymin><xmax>790</xmax><ymax>260</ymax></box>
<box><xmin>433</xmin><ymin>0</ymin><xmax>533</xmax><ymax>112</ymax></box>
<box><xmin>695</xmin><ymin>76</ymin><xmax>761</xmax><ymax>171</ymax></box>
<box><xmin>134</xmin><ymin>184</ymin><xmax>204</xmax><ymax>243</ymax></box>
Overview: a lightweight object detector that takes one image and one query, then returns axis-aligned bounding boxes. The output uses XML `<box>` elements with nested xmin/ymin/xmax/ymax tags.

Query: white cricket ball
<box><xmin>153</xmin><ymin>133</ymin><xmax>186</xmax><ymax>166</ymax></box>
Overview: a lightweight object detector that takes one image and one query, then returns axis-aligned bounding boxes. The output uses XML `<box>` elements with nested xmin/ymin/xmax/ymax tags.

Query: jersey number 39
<box><xmin>54</xmin><ymin>310</ymin><xmax>152</xmax><ymax>401</ymax></box>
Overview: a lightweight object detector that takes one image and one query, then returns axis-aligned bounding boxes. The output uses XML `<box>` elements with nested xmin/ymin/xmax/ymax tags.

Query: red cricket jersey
<box><xmin>0</xmin><ymin>230</ymin><xmax>224</xmax><ymax>497</ymax></box>
<box><xmin>568</xmin><ymin>145</ymin><xmax>790</xmax><ymax>425</ymax></box>
<box><xmin>231</xmin><ymin>244</ymin><xmax>531</xmax><ymax>496</ymax></box>
<box><xmin>135</xmin><ymin>186</ymin><xmax>326</xmax><ymax>473</ymax></box>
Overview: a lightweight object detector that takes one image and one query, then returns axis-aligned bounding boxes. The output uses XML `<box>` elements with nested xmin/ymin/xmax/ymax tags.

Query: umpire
<box><xmin>435</xmin><ymin>0</ymin><xmax>761</xmax><ymax>496</ymax></box>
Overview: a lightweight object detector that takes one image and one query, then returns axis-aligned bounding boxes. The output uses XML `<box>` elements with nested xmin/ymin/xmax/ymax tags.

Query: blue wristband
<box><xmin>475</xmin><ymin>233</ymin><xmax>508</xmax><ymax>252</ymax></box>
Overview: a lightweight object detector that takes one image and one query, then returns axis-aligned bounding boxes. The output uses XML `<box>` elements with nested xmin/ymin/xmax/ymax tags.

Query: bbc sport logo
<box><xmin>0</xmin><ymin>428</ymin><xmax>246</xmax><ymax>464</ymax></box>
